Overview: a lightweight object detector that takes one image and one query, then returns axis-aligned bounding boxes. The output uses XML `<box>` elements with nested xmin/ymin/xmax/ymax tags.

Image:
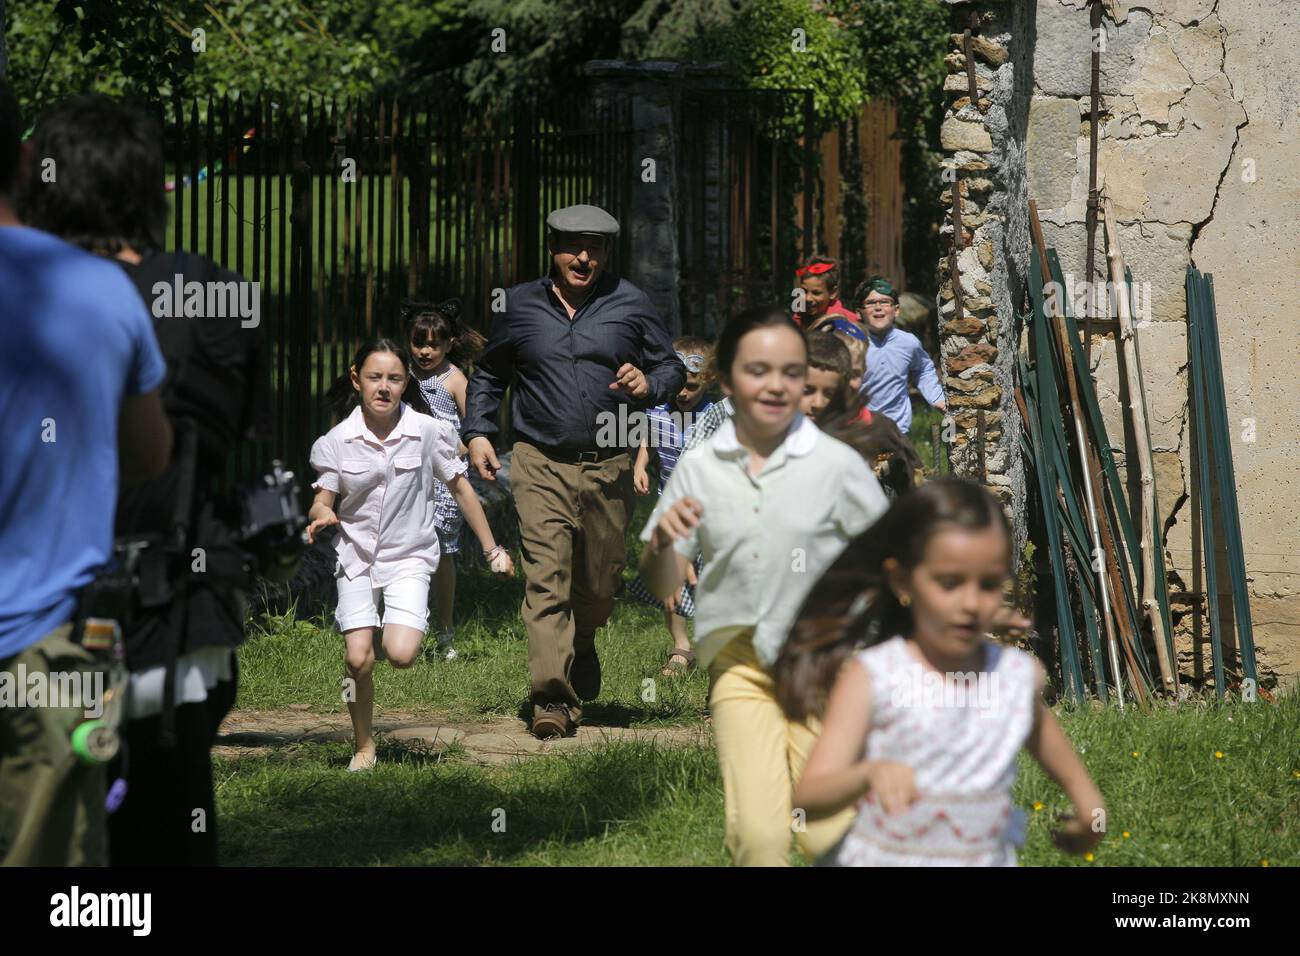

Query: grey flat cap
<box><xmin>546</xmin><ymin>204</ymin><xmax>620</xmax><ymax>237</ymax></box>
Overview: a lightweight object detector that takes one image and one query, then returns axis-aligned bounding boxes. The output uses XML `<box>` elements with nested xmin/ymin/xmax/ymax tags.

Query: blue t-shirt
<box><xmin>0</xmin><ymin>227</ymin><xmax>167</xmax><ymax>658</ymax></box>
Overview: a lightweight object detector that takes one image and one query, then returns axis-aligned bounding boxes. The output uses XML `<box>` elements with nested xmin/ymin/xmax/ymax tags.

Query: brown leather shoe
<box><xmin>531</xmin><ymin>702</ymin><xmax>574</xmax><ymax>740</ymax></box>
<box><xmin>571</xmin><ymin>646</ymin><xmax>602</xmax><ymax>701</ymax></box>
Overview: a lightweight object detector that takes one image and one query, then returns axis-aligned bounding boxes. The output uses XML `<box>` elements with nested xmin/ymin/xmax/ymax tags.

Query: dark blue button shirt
<box><xmin>463</xmin><ymin>273</ymin><xmax>686</xmax><ymax>451</ymax></box>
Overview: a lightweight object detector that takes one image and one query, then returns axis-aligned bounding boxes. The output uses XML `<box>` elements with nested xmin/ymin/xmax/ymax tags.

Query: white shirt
<box><xmin>640</xmin><ymin>413</ymin><xmax>889</xmax><ymax>669</ymax></box>
<box><xmin>310</xmin><ymin>403</ymin><xmax>467</xmax><ymax>587</ymax></box>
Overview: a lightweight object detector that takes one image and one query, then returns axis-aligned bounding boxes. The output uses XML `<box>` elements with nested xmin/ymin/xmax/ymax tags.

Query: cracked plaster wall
<box><xmin>943</xmin><ymin>0</ymin><xmax>1300</xmax><ymax>683</ymax></box>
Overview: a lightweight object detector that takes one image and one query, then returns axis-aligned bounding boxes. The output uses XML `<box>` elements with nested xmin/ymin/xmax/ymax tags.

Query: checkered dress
<box><xmin>417</xmin><ymin>367</ymin><xmax>464</xmax><ymax>554</ymax></box>
<box><xmin>626</xmin><ymin>401</ymin><xmax>713</xmax><ymax>619</ymax></box>
<box><xmin>683</xmin><ymin>396</ymin><xmax>733</xmax><ymax>452</ymax></box>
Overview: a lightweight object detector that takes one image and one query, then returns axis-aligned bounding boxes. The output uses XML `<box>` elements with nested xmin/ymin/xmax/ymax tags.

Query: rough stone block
<box><xmin>947</xmin><ymin>343</ymin><xmax>999</xmax><ymax>373</ymax></box>
<box><xmin>1135</xmin><ymin>0</ymin><xmax>1217</xmax><ymax>26</ymax></box>
<box><xmin>1097</xmin><ymin>82</ymin><xmax>1245</xmax><ymax>223</ymax></box>
<box><xmin>1038</xmin><ymin>219</ymin><xmax>1191</xmax><ymax>325</ymax></box>
<box><xmin>952</xmin><ymin>409</ymin><xmax>1003</xmax><ymax>430</ymax></box>
<box><xmin>944</xmin><ymin>72</ymin><xmax>994</xmax><ymax>92</ymax></box>
<box><xmin>1152</xmin><ymin>449</ymin><xmax>1185</xmax><ymax>532</ymax></box>
<box><xmin>1027</xmin><ymin>97</ymin><xmax>1081</xmax><ymax>210</ymax></box>
<box><xmin>946</xmin><ymin>375</ymin><xmax>995</xmax><ymax>394</ymax></box>
<box><xmin>948</xmin><ymin>385</ymin><xmax>1002</xmax><ymax>409</ymax></box>
<box><xmin>1034</xmin><ymin>4</ymin><xmax>1152</xmax><ymax>97</ymax></box>
<box><xmin>941</xmin><ymin>116</ymin><xmax>994</xmax><ymax>152</ymax></box>
<box><xmin>943</xmin><ymin>316</ymin><xmax>987</xmax><ymax>336</ymax></box>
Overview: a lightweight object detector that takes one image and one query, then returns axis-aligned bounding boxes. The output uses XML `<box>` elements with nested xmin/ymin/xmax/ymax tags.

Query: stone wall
<box><xmin>936</xmin><ymin>1</ymin><xmax>1033</xmax><ymax>561</ymax></box>
<box><xmin>940</xmin><ymin>0</ymin><xmax>1300</xmax><ymax>685</ymax></box>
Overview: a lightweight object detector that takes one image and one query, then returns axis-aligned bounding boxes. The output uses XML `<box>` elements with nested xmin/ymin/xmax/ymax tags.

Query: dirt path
<box><xmin>216</xmin><ymin>708</ymin><xmax>711</xmax><ymax>766</ymax></box>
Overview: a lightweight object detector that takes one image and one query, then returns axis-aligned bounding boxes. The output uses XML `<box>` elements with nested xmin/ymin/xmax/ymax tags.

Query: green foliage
<box><xmin>620</xmin><ymin>0</ymin><xmax>742</xmax><ymax>59</ymax></box>
<box><xmin>459</xmin><ymin>0</ymin><xmax>640</xmax><ymax>106</ymax></box>
<box><xmin>176</xmin><ymin>0</ymin><xmax>477</xmax><ymax>101</ymax></box>
<box><xmin>687</xmin><ymin>0</ymin><xmax>868</xmax><ymax>130</ymax></box>
<box><xmin>3</xmin><ymin>0</ymin><xmax>476</xmax><ymax>121</ymax></box>
<box><xmin>829</xmin><ymin>0</ymin><xmax>948</xmax><ymax>112</ymax></box>
<box><xmin>5</xmin><ymin>1</ymin><xmax>183</xmax><ymax>120</ymax></box>
<box><xmin>6</xmin><ymin>1</ymin><xmax>949</xmax><ymax>133</ymax></box>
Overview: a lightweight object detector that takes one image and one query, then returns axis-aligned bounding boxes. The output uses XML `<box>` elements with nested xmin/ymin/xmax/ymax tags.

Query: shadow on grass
<box><xmin>216</xmin><ymin>738</ymin><xmax>723</xmax><ymax>866</ymax></box>
<box><xmin>509</xmin><ymin>696</ymin><xmax>703</xmax><ymax>730</ymax></box>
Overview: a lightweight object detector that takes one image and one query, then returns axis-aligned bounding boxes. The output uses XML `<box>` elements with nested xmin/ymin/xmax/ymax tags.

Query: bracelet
<box><xmin>484</xmin><ymin>545</ymin><xmax>505</xmax><ymax>561</ymax></box>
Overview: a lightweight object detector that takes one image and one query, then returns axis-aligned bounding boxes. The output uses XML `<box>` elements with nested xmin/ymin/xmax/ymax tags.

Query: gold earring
<box><xmin>898</xmin><ymin>593</ymin><xmax>911</xmax><ymax>608</ymax></box>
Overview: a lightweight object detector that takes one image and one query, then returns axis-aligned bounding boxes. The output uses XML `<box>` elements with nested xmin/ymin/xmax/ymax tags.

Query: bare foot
<box><xmin>348</xmin><ymin>747</ymin><xmax>377</xmax><ymax>772</ymax></box>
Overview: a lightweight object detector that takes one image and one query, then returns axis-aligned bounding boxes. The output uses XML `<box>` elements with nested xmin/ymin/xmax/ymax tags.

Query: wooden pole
<box><xmin>1030</xmin><ymin>200</ymin><xmax>1126</xmax><ymax>709</ymax></box>
<box><xmin>949</xmin><ymin>180</ymin><xmax>966</xmax><ymax>324</ymax></box>
<box><xmin>1084</xmin><ymin>0</ymin><xmax>1103</xmax><ymax>358</ymax></box>
<box><xmin>1104</xmin><ymin>198</ymin><xmax>1176</xmax><ymax>693</ymax></box>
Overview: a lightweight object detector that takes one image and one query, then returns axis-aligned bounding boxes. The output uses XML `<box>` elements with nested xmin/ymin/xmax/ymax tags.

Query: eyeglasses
<box><xmin>861</xmin><ymin>298</ymin><xmax>896</xmax><ymax>310</ymax></box>
<box><xmin>675</xmin><ymin>351</ymin><xmax>707</xmax><ymax>374</ymax></box>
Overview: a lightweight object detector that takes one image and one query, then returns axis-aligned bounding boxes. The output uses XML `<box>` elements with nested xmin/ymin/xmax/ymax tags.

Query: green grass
<box><xmin>215</xmin><ymin>741</ymin><xmax>730</xmax><ymax>866</ymax></box>
<box><xmin>909</xmin><ymin>401</ymin><xmax>950</xmax><ymax>475</ymax></box>
<box><xmin>1015</xmin><ymin>694</ymin><xmax>1300</xmax><ymax>867</ymax></box>
<box><xmin>237</xmin><ymin>496</ymin><xmax>710</xmax><ymax>725</ymax></box>
<box><xmin>214</xmin><ymin>692</ymin><xmax>1300</xmax><ymax>866</ymax></box>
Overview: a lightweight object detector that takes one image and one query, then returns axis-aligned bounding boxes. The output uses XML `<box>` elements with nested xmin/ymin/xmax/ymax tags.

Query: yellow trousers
<box><xmin>708</xmin><ymin>632</ymin><xmax>854</xmax><ymax>866</ymax></box>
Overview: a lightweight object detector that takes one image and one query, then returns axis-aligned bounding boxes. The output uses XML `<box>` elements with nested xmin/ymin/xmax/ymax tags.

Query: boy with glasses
<box><xmin>855</xmin><ymin>277</ymin><xmax>946</xmax><ymax>434</ymax></box>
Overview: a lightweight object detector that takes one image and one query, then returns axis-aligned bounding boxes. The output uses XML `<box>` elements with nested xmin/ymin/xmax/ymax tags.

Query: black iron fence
<box><xmin>162</xmin><ymin>93</ymin><xmax>634</xmax><ymax>482</ymax></box>
<box><xmin>161</xmin><ymin>86</ymin><xmax>818</xmax><ymax>483</ymax></box>
<box><xmin>677</xmin><ymin>87</ymin><xmax>813</xmax><ymax>338</ymax></box>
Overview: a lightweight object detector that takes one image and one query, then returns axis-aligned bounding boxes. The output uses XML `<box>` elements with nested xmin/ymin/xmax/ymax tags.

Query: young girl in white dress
<box><xmin>781</xmin><ymin>478</ymin><xmax>1105</xmax><ymax>865</ymax></box>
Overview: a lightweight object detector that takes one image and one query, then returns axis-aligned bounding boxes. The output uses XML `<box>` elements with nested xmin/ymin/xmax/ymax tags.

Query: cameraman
<box><xmin>0</xmin><ymin>80</ymin><xmax>172</xmax><ymax>865</ymax></box>
<box><xmin>19</xmin><ymin>94</ymin><xmax>272</xmax><ymax>865</ymax></box>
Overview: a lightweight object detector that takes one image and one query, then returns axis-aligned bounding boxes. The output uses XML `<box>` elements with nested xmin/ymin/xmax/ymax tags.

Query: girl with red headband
<box><xmin>794</xmin><ymin>256</ymin><xmax>859</xmax><ymax>329</ymax></box>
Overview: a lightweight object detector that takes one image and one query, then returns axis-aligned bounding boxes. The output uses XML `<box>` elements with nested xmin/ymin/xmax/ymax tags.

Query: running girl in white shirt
<box><xmin>307</xmin><ymin>339</ymin><xmax>514</xmax><ymax>771</ymax></box>
<box><xmin>638</xmin><ymin>305</ymin><xmax>890</xmax><ymax>866</ymax></box>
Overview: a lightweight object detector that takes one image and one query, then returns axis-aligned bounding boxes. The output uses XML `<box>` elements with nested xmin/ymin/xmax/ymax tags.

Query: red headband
<box><xmin>796</xmin><ymin>262</ymin><xmax>835</xmax><ymax>278</ymax></box>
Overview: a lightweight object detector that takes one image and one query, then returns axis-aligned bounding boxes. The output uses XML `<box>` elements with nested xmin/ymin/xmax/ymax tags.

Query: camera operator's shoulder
<box><xmin>35</xmin><ymin>235</ymin><xmax>150</xmax><ymax>329</ymax></box>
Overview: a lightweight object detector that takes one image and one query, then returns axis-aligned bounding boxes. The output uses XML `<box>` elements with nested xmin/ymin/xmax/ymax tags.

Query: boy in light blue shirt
<box><xmin>854</xmin><ymin>276</ymin><xmax>946</xmax><ymax>434</ymax></box>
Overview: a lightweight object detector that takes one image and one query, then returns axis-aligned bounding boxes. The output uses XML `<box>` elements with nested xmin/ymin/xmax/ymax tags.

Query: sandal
<box><xmin>661</xmin><ymin>648</ymin><xmax>696</xmax><ymax>677</ymax></box>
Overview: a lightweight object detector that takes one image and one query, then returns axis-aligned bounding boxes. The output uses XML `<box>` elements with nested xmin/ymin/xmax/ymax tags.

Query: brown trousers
<box><xmin>511</xmin><ymin>441</ymin><xmax>635</xmax><ymax>722</ymax></box>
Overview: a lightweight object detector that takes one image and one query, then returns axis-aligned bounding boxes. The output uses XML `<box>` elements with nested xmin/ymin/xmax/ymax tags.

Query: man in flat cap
<box><xmin>462</xmin><ymin>203</ymin><xmax>686</xmax><ymax>739</ymax></box>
